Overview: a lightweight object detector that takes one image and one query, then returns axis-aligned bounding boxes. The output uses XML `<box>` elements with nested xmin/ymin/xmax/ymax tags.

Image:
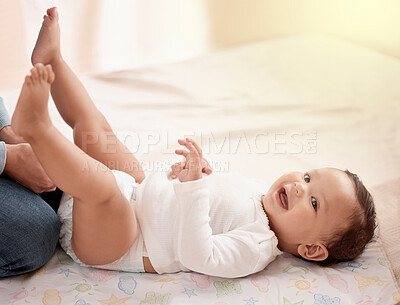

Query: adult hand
<box><xmin>171</xmin><ymin>138</ymin><xmax>212</xmax><ymax>182</ymax></box>
<box><xmin>4</xmin><ymin>143</ymin><xmax>56</xmax><ymax>193</ymax></box>
<box><xmin>0</xmin><ymin>125</ymin><xmax>25</xmax><ymax>144</ymax></box>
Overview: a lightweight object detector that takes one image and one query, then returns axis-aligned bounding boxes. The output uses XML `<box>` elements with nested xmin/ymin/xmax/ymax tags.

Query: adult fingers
<box><xmin>46</xmin><ymin>186</ymin><xmax>57</xmax><ymax>192</ymax></box>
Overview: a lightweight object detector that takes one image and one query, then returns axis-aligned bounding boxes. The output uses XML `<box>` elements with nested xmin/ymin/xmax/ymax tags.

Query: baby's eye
<box><xmin>311</xmin><ymin>197</ymin><xmax>318</xmax><ymax>212</ymax></box>
<box><xmin>304</xmin><ymin>174</ymin><xmax>310</xmax><ymax>183</ymax></box>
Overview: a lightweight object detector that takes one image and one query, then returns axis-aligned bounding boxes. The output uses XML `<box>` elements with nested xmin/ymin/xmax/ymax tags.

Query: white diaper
<box><xmin>57</xmin><ymin>170</ymin><xmax>146</xmax><ymax>272</ymax></box>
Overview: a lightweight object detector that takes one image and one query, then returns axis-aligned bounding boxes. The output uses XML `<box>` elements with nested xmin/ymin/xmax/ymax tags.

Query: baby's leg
<box><xmin>31</xmin><ymin>7</ymin><xmax>145</xmax><ymax>183</ymax></box>
<box><xmin>12</xmin><ymin>64</ymin><xmax>137</xmax><ymax>265</ymax></box>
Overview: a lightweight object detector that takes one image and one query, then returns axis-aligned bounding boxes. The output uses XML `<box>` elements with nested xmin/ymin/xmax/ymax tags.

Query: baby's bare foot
<box><xmin>31</xmin><ymin>7</ymin><xmax>61</xmax><ymax>65</ymax></box>
<box><xmin>12</xmin><ymin>64</ymin><xmax>55</xmax><ymax>140</ymax></box>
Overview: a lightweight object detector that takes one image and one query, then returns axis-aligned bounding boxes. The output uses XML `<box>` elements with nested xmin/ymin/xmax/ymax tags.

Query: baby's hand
<box><xmin>171</xmin><ymin>138</ymin><xmax>211</xmax><ymax>182</ymax></box>
<box><xmin>170</xmin><ymin>157</ymin><xmax>212</xmax><ymax>179</ymax></box>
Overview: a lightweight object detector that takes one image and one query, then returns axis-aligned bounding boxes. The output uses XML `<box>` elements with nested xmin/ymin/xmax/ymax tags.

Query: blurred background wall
<box><xmin>1</xmin><ymin>0</ymin><xmax>400</xmax><ymax>89</ymax></box>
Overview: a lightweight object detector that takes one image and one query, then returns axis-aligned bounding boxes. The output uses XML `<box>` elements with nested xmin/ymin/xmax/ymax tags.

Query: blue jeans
<box><xmin>0</xmin><ymin>174</ymin><xmax>61</xmax><ymax>277</ymax></box>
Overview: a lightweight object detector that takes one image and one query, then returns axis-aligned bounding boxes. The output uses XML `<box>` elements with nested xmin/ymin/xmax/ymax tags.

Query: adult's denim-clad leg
<box><xmin>0</xmin><ymin>174</ymin><xmax>61</xmax><ymax>277</ymax></box>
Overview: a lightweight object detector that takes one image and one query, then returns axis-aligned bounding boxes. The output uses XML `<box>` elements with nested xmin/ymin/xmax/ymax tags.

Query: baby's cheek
<box><xmin>287</xmin><ymin>214</ymin><xmax>311</xmax><ymax>233</ymax></box>
<box><xmin>291</xmin><ymin>218</ymin><xmax>306</xmax><ymax>230</ymax></box>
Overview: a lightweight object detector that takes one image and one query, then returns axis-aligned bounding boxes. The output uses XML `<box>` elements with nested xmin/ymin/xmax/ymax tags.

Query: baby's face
<box><xmin>261</xmin><ymin>168</ymin><xmax>358</xmax><ymax>256</ymax></box>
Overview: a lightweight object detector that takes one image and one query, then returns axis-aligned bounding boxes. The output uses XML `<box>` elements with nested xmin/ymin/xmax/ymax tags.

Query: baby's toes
<box><xmin>45</xmin><ymin>64</ymin><xmax>55</xmax><ymax>84</ymax></box>
<box><xmin>30</xmin><ymin>67</ymin><xmax>39</xmax><ymax>84</ymax></box>
<box><xmin>34</xmin><ymin>63</ymin><xmax>46</xmax><ymax>81</ymax></box>
<box><xmin>47</xmin><ymin>7</ymin><xmax>59</xmax><ymax>20</ymax></box>
<box><xmin>25</xmin><ymin>75</ymin><xmax>32</xmax><ymax>86</ymax></box>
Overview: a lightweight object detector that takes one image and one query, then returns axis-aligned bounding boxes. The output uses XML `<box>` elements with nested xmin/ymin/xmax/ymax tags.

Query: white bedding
<box><xmin>0</xmin><ymin>34</ymin><xmax>399</xmax><ymax>304</ymax></box>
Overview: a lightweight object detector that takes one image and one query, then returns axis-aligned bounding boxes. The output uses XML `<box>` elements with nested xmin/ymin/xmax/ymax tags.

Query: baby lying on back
<box><xmin>128</xmin><ymin>139</ymin><xmax>377</xmax><ymax>277</ymax></box>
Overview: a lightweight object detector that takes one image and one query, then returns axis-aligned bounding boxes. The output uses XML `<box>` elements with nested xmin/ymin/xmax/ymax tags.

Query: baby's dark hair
<box><xmin>317</xmin><ymin>169</ymin><xmax>377</xmax><ymax>266</ymax></box>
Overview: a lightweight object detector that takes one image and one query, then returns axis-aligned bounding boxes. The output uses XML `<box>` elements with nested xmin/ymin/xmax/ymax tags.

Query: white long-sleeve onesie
<box><xmin>136</xmin><ymin>171</ymin><xmax>282</xmax><ymax>278</ymax></box>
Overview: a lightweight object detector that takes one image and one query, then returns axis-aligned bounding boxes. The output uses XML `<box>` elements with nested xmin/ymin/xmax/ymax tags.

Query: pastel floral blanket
<box><xmin>0</xmin><ymin>236</ymin><xmax>398</xmax><ymax>305</ymax></box>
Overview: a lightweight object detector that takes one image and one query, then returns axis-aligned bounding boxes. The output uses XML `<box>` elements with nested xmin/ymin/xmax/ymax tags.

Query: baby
<box><xmin>11</xmin><ymin>8</ymin><xmax>376</xmax><ymax>278</ymax></box>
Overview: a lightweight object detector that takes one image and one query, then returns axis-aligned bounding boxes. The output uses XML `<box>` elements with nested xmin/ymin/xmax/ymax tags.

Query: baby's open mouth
<box><xmin>278</xmin><ymin>187</ymin><xmax>289</xmax><ymax>209</ymax></box>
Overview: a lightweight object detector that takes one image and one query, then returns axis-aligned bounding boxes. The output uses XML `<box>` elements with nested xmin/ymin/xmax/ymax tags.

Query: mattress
<box><xmin>1</xmin><ymin>34</ymin><xmax>399</xmax><ymax>304</ymax></box>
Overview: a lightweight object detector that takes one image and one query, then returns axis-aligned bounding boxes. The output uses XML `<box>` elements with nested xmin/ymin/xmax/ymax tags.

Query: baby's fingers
<box><xmin>186</xmin><ymin>138</ymin><xmax>202</xmax><ymax>158</ymax></box>
<box><xmin>184</xmin><ymin>144</ymin><xmax>202</xmax><ymax>173</ymax></box>
<box><xmin>186</xmin><ymin>141</ymin><xmax>200</xmax><ymax>159</ymax></box>
<box><xmin>170</xmin><ymin>161</ymin><xmax>185</xmax><ymax>179</ymax></box>
<box><xmin>202</xmin><ymin>159</ymin><xmax>213</xmax><ymax>174</ymax></box>
<box><xmin>176</xmin><ymin>138</ymin><xmax>202</xmax><ymax>173</ymax></box>
<box><xmin>177</xmin><ymin>138</ymin><xmax>202</xmax><ymax>156</ymax></box>
<box><xmin>175</xmin><ymin>149</ymin><xmax>188</xmax><ymax>158</ymax></box>
<box><xmin>177</xmin><ymin>138</ymin><xmax>200</xmax><ymax>159</ymax></box>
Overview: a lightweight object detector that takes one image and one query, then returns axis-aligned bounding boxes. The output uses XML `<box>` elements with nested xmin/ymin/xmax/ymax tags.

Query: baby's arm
<box><xmin>173</xmin><ymin>178</ymin><xmax>275</xmax><ymax>278</ymax></box>
<box><xmin>172</xmin><ymin>138</ymin><xmax>278</xmax><ymax>278</ymax></box>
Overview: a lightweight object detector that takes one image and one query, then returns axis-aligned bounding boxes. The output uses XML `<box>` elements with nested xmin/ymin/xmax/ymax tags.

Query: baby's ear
<box><xmin>297</xmin><ymin>243</ymin><xmax>329</xmax><ymax>261</ymax></box>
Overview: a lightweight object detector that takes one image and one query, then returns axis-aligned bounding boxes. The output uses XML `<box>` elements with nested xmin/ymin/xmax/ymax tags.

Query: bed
<box><xmin>0</xmin><ymin>34</ymin><xmax>399</xmax><ymax>305</ymax></box>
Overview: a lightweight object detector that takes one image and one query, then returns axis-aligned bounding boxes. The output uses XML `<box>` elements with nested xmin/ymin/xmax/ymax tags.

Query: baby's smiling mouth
<box><xmin>278</xmin><ymin>187</ymin><xmax>289</xmax><ymax>210</ymax></box>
